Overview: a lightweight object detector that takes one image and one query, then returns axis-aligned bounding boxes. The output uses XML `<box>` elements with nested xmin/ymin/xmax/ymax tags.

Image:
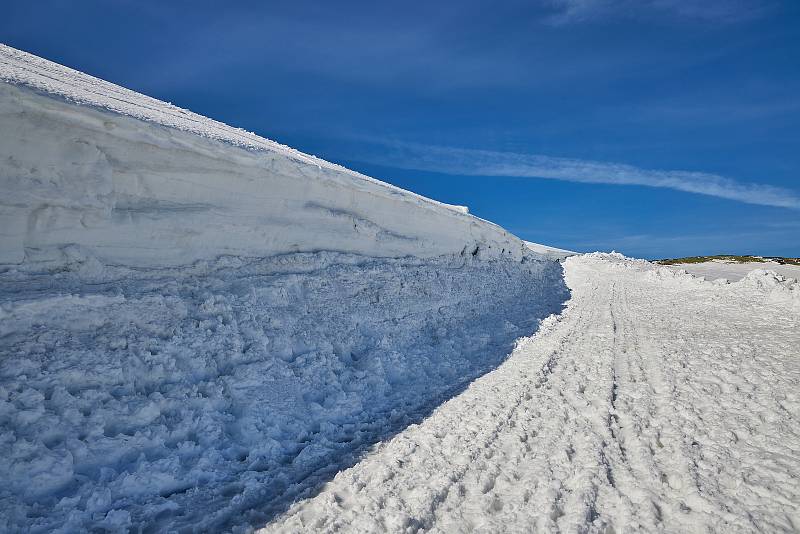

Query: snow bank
<box><xmin>0</xmin><ymin>252</ymin><xmax>568</xmax><ymax>532</ymax></box>
<box><xmin>0</xmin><ymin>45</ymin><xmax>530</xmax><ymax>268</ymax></box>
<box><xmin>0</xmin><ymin>45</ymin><xmax>573</xmax><ymax>532</ymax></box>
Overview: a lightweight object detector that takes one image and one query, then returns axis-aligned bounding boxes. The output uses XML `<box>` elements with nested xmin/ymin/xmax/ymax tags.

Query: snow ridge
<box><xmin>0</xmin><ymin>44</ymin><xmax>532</xmax><ymax>268</ymax></box>
<box><xmin>0</xmin><ymin>44</ymin><xmax>391</xmax><ymax>191</ymax></box>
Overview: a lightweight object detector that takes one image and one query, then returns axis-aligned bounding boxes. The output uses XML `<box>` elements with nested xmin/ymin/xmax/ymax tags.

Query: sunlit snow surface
<box><xmin>264</xmin><ymin>254</ymin><xmax>800</xmax><ymax>534</ymax></box>
<box><xmin>0</xmin><ymin>44</ymin><xmax>528</xmax><ymax>268</ymax></box>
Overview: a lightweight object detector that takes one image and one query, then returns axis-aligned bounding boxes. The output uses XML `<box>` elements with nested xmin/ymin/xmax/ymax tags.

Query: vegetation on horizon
<box><xmin>656</xmin><ymin>255</ymin><xmax>800</xmax><ymax>266</ymax></box>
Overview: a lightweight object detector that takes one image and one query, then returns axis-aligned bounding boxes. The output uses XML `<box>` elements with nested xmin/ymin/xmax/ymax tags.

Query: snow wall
<box><xmin>0</xmin><ymin>45</ymin><xmax>570</xmax><ymax>532</ymax></box>
<box><xmin>0</xmin><ymin>45</ymin><xmax>529</xmax><ymax>268</ymax></box>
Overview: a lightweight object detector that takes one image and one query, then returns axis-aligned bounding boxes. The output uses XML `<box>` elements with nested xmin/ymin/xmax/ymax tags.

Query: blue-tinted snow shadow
<box><xmin>0</xmin><ymin>253</ymin><xmax>570</xmax><ymax>532</ymax></box>
<box><xmin>211</xmin><ymin>254</ymin><xmax>571</xmax><ymax>531</ymax></box>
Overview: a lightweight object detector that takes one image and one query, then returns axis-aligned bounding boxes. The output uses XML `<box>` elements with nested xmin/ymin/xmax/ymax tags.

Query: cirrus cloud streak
<box><xmin>353</xmin><ymin>142</ymin><xmax>800</xmax><ymax>209</ymax></box>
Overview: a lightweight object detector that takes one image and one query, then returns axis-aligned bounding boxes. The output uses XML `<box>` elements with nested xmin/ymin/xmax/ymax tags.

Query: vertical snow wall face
<box><xmin>0</xmin><ymin>46</ymin><xmax>569</xmax><ymax>531</ymax></box>
<box><xmin>0</xmin><ymin>46</ymin><xmax>529</xmax><ymax>268</ymax></box>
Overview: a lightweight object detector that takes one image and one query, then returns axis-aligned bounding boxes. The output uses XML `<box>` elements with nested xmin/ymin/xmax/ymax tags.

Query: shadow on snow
<box><xmin>0</xmin><ymin>252</ymin><xmax>570</xmax><ymax>532</ymax></box>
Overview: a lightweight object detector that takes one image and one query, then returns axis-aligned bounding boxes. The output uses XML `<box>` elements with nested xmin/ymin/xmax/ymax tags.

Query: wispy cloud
<box><xmin>349</xmin><ymin>141</ymin><xmax>800</xmax><ymax>209</ymax></box>
<box><xmin>546</xmin><ymin>0</ymin><xmax>770</xmax><ymax>25</ymax></box>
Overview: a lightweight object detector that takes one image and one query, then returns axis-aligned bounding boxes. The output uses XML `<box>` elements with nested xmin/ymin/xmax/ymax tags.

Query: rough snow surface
<box><xmin>0</xmin><ymin>251</ymin><xmax>567</xmax><ymax>532</ymax></box>
<box><xmin>263</xmin><ymin>254</ymin><xmax>800</xmax><ymax>533</ymax></box>
<box><xmin>666</xmin><ymin>260</ymin><xmax>800</xmax><ymax>282</ymax></box>
<box><xmin>0</xmin><ymin>44</ymin><xmax>528</xmax><ymax>267</ymax></box>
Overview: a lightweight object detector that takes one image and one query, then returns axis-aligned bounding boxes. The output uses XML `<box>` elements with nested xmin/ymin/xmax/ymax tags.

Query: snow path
<box><xmin>263</xmin><ymin>254</ymin><xmax>800</xmax><ymax>533</ymax></box>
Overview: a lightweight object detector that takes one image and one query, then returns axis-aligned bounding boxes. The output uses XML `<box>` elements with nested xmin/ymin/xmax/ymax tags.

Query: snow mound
<box><xmin>739</xmin><ymin>269</ymin><xmax>800</xmax><ymax>310</ymax></box>
<box><xmin>0</xmin><ymin>44</ymin><xmax>532</xmax><ymax>268</ymax></box>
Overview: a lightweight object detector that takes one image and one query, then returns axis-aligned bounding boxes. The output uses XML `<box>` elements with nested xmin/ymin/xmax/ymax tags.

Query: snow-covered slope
<box><xmin>264</xmin><ymin>254</ymin><xmax>800</xmax><ymax>534</ymax></box>
<box><xmin>0</xmin><ymin>44</ymin><xmax>530</xmax><ymax>268</ymax></box>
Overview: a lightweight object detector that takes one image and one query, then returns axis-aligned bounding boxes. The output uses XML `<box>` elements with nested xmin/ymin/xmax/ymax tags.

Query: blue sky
<box><xmin>3</xmin><ymin>0</ymin><xmax>799</xmax><ymax>258</ymax></box>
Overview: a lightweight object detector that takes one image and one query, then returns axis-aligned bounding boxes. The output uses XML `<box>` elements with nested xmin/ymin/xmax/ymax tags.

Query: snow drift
<box><xmin>0</xmin><ymin>45</ymin><xmax>571</xmax><ymax>532</ymax></box>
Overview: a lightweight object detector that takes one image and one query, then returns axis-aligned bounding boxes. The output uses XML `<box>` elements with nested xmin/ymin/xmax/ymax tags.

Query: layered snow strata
<box><xmin>0</xmin><ymin>45</ymin><xmax>530</xmax><ymax>268</ymax></box>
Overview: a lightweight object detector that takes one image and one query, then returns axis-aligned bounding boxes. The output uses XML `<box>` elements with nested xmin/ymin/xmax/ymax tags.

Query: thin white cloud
<box><xmin>352</xmin><ymin>142</ymin><xmax>800</xmax><ymax>209</ymax></box>
<box><xmin>546</xmin><ymin>0</ymin><xmax>769</xmax><ymax>25</ymax></box>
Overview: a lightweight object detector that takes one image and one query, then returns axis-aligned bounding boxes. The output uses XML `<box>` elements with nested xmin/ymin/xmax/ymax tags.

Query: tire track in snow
<box><xmin>261</xmin><ymin>254</ymin><xmax>800</xmax><ymax>533</ymax></box>
<box><xmin>612</xmin><ymin>283</ymin><xmax>708</xmax><ymax>531</ymax></box>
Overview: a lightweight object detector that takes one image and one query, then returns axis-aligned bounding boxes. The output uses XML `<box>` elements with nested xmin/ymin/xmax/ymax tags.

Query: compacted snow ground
<box><xmin>263</xmin><ymin>254</ymin><xmax>800</xmax><ymax>534</ymax></box>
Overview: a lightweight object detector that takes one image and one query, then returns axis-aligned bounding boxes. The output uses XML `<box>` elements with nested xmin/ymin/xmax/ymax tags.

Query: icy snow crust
<box><xmin>0</xmin><ymin>44</ymin><xmax>529</xmax><ymax>267</ymax></box>
<box><xmin>264</xmin><ymin>254</ymin><xmax>800</xmax><ymax>534</ymax></box>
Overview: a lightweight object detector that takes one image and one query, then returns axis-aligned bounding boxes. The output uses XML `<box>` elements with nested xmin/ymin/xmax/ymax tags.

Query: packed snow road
<box><xmin>264</xmin><ymin>254</ymin><xmax>800</xmax><ymax>533</ymax></box>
